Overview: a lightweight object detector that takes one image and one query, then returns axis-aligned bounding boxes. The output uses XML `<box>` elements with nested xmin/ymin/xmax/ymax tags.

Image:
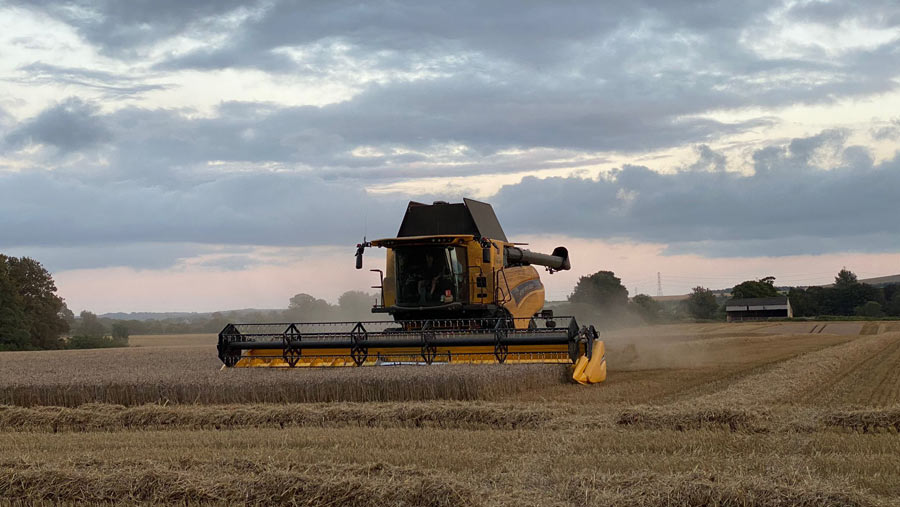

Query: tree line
<box><xmin>99</xmin><ymin>291</ymin><xmax>381</xmax><ymax>336</ymax></box>
<box><xmin>3</xmin><ymin>252</ymin><xmax>897</xmax><ymax>351</ymax></box>
<box><xmin>566</xmin><ymin>268</ymin><xmax>900</xmax><ymax>324</ymax></box>
<box><xmin>0</xmin><ymin>255</ymin><xmax>71</xmax><ymax>350</ymax></box>
<box><xmin>788</xmin><ymin>269</ymin><xmax>900</xmax><ymax>318</ymax></box>
<box><xmin>1</xmin><ymin>254</ymin><xmax>382</xmax><ymax>349</ymax></box>
<box><xmin>0</xmin><ymin>255</ymin><xmax>131</xmax><ymax>350</ymax></box>
<box><xmin>681</xmin><ymin>269</ymin><xmax>900</xmax><ymax>321</ymax></box>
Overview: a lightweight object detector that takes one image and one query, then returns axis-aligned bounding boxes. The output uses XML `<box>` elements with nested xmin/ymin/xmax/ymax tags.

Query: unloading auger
<box><xmin>217</xmin><ymin>198</ymin><xmax>606</xmax><ymax>384</ymax></box>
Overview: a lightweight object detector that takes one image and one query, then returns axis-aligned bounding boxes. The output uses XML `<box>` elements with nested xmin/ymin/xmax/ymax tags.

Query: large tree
<box><xmin>337</xmin><ymin>291</ymin><xmax>377</xmax><ymax>320</ymax></box>
<box><xmin>731</xmin><ymin>277</ymin><xmax>779</xmax><ymax>299</ymax></box>
<box><xmin>76</xmin><ymin>311</ymin><xmax>107</xmax><ymax>338</ymax></box>
<box><xmin>286</xmin><ymin>293</ymin><xmax>334</xmax><ymax>322</ymax></box>
<box><xmin>828</xmin><ymin>268</ymin><xmax>880</xmax><ymax>315</ymax></box>
<box><xmin>630</xmin><ymin>294</ymin><xmax>662</xmax><ymax>323</ymax></box>
<box><xmin>0</xmin><ymin>258</ymin><xmax>30</xmax><ymax>350</ymax></box>
<box><xmin>855</xmin><ymin>301</ymin><xmax>884</xmax><ymax>318</ymax></box>
<box><xmin>834</xmin><ymin>268</ymin><xmax>858</xmax><ymax>287</ymax></box>
<box><xmin>788</xmin><ymin>287</ymin><xmax>820</xmax><ymax>317</ymax></box>
<box><xmin>5</xmin><ymin>256</ymin><xmax>68</xmax><ymax>349</ymax></box>
<box><xmin>568</xmin><ymin>271</ymin><xmax>629</xmax><ymax>309</ymax></box>
<box><xmin>884</xmin><ymin>292</ymin><xmax>900</xmax><ymax>317</ymax></box>
<box><xmin>687</xmin><ymin>286</ymin><xmax>719</xmax><ymax>320</ymax></box>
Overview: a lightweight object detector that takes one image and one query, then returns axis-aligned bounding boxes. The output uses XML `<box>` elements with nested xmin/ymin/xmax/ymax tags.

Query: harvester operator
<box><xmin>418</xmin><ymin>252</ymin><xmax>443</xmax><ymax>303</ymax></box>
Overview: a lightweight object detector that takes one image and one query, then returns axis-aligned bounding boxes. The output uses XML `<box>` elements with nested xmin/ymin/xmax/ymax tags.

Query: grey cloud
<box><xmin>150</xmin><ymin>0</ymin><xmax>900</xmax><ymax>115</ymax></box>
<box><xmin>14</xmin><ymin>62</ymin><xmax>168</xmax><ymax>97</ymax></box>
<box><xmin>1</xmin><ymin>243</ymin><xmax>216</xmax><ymax>271</ymax></box>
<box><xmin>786</xmin><ymin>0</ymin><xmax>900</xmax><ymax>27</ymax></box>
<box><xmin>664</xmin><ymin>234</ymin><xmax>900</xmax><ymax>258</ymax></box>
<box><xmin>492</xmin><ymin>131</ymin><xmax>900</xmax><ymax>256</ymax></box>
<box><xmin>10</xmin><ymin>88</ymin><xmax>774</xmax><ymax>186</ymax></box>
<box><xmin>0</xmin><ymin>169</ymin><xmax>403</xmax><ymax>249</ymax></box>
<box><xmin>9</xmin><ymin>1</ymin><xmax>899</xmax><ymax>173</ymax></box>
<box><xmin>4</xmin><ymin>98</ymin><xmax>111</xmax><ymax>152</ymax></box>
<box><xmin>786</xmin><ymin>129</ymin><xmax>848</xmax><ymax>166</ymax></box>
<box><xmin>2</xmin><ymin>131</ymin><xmax>898</xmax><ymax>261</ymax></box>
<box><xmin>192</xmin><ymin>254</ymin><xmax>264</xmax><ymax>271</ymax></box>
<box><xmin>685</xmin><ymin>145</ymin><xmax>728</xmax><ymax>172</ymax></box>
<box><xmin>22</xmin><ymin>0</ymin><xmax>765</xmax><ymax>62</ymax></box>
<box><xmin>156</xmin><ymin>46</ymin><xmax>298</xmax><ymax>73</ymax></box>
<box><xmin>23</xmin><ymin>1</ymin><xmax>899</xmax><ymax>115</ymax></box>
<box><xmin>156</xmin><ymin>1</ymin><xmax>780</xmax><ymax>72</ymax></box>
<box><xmin>11</xmin><ymin>0</ymin><xmax>254</xmax><ymax>56</ymax></box>
<box><xmin>5</xmin><ymin>3</ymin><xmax>900</xmax><ymax>266</ymax></box>
<box><xmin>872</xmin><ymin>119</ymin><xmax>900</xmax><ymax>141</ymax></box>
<box><xmin>0</xmin><ymin>106</ymin><xmax>13</xmax><ymax>134</ymax></box>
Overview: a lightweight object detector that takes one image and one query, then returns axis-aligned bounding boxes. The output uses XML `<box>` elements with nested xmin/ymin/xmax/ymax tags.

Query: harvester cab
<box><xmin>218</xmin><ymin>198</ymin><xmax>607</xmax><ymax>384</ymax></box>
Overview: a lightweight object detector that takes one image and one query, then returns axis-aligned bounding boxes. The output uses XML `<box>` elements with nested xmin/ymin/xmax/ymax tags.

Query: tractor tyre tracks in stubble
<box><xmin>816</xmin><ymin>336</ymin><xmax>900</xmax><ymax>407</ymax></box>
<box><xmin>655</xmin><ymin>340</ymin><xmax>852</xmax><ymax>405</ymax></box>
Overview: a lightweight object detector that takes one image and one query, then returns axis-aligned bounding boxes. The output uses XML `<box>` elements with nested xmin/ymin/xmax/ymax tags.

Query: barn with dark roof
<box><xmin>725</xmin><ymin>296</ymin><xmax>793</xmax><ymax>322</ymax></box>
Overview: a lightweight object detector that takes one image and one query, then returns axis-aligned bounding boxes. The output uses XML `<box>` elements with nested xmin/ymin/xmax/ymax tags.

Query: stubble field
<box><xmin>2</xmin><ymin>322</ymin><xmax>900</xmax><ymax>505</ymax></box>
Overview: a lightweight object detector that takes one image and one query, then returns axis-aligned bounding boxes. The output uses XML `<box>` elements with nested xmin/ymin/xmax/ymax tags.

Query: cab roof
<box><xmin>396</xmin><ymin>198</ymin><xmax>508</xmax><ymax>241</ymax></box>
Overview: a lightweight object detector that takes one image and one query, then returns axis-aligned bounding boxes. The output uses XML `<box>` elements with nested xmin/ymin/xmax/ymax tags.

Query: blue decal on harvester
<box><xmin>510</xmin><ymin>279</ymin><xmax>543</xmax><ymax>303</ymax></box>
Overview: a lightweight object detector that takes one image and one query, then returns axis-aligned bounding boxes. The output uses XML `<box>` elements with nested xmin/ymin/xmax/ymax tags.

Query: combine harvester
<box><xmin>217</xmin><ymin>199</ymin><xmax>606</xmax><ymax>384</ymax></box>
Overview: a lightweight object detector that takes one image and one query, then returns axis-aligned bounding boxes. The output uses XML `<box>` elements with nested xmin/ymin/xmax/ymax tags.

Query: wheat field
<box><xmin>3</xmin><ymin>323</ymin><xmax>900</xmax><ymax>505</ymax></box>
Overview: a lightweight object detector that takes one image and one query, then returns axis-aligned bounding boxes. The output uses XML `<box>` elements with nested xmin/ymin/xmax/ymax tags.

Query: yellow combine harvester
<box><xmin>217</xmin><ymin>198</ymin><xmax>606</xmax><ymax>384</ymax></box>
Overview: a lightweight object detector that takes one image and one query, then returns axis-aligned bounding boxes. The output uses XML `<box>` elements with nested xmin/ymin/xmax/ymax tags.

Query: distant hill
<box><xmin>100</xmin><ymin>312</ymin><xmax>204</xmax><ymax>321</ymax></box>
<box><xmin>814</xmin><ymin>274</ymin><xmax>900</xmax><ymax>289</ymax></box>
<box><xmin>858</xmin><ymin>274</ymin><xmax>900</xmax><ymax>287</ymax></box>
<box><xmin>100</xmin><ymin>309</ymin><xmax>282</xmax><ymax>321</ymax></box>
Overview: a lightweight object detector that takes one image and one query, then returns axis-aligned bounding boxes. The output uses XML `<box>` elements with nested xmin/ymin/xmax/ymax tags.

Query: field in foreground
<box><xmin>2</xmin><ymin>322</ymin><xmax>900</xmax><ymax>505</ymax></box>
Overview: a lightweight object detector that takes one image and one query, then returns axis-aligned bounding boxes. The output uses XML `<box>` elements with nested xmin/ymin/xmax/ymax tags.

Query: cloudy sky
<box><xmin>1</xmin><ymin>1</ymin><xmax>899</xmax><ymax>313</ymax></box>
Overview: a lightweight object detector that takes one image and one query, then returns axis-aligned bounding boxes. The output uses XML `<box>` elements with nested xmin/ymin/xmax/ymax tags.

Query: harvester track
<box><xmin>814</xmin><ymin>335</ymin><xmax>900</xmax><ymax>406</ymax></box>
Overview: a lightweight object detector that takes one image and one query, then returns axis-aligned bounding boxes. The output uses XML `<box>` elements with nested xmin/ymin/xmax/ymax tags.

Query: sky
<box><xmin>1</xmin><ymin>0</ymin><xmax>899</xmax><ymax>313</ymax></box>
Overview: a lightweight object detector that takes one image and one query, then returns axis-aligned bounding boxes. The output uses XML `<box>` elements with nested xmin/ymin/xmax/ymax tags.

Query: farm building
<box><xmin>725</xmin><ymin>296</ymin><xmax>792</xmax><ymax>322</ymax></box>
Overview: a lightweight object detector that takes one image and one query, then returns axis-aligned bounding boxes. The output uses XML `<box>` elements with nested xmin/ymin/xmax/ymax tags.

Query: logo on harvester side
<box><xmin>510</xmin><ymin>279</ymin><xmax>543</xmax><ymax>304</ymax></box>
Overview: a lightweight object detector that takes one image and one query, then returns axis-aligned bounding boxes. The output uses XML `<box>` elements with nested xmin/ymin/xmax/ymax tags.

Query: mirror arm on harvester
<box><xmin>218</xmin><ymin>198</ymin><xmax>606</xmax><ymax>384</ymax></box>
<box><xmin>355</xmin><ymin>237</ymin><xmax>371</xmax><ymax>269</ymax></box>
